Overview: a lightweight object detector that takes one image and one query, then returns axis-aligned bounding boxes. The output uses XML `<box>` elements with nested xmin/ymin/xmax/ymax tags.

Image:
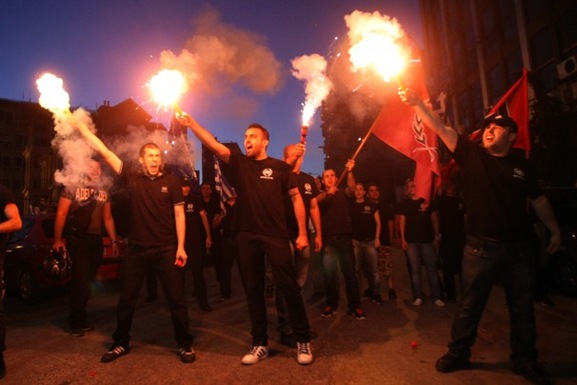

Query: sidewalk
<box><xmin>4</xmin><ymin>248</ymin><xmax>577</xmax><ymax>384</ymax></box>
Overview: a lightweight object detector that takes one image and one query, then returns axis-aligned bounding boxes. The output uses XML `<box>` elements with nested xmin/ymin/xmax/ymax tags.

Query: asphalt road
<box><xmin>3</xmin><ymin>248</ymin><xmax>577</xmax><ymax>384</ymax></box>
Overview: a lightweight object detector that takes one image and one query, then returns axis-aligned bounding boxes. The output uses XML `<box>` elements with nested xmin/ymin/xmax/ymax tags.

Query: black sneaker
<box><xmin>320</xmin><ymin>306</ymin><xmax>336</xmax><ymax>318</ymax></box>
<box><xmin>372</xmin><ymin>294</ymin><xmax>384</xmax><ymax>305</ymax></box>
<box><xmin>100</xmin><ymin>345</ymin><xmax>129</xmax><ymax>363</ymax></box>
<box><xmin>199</xmin><ymin>303</ymin><xmax>212</xmax><ymax>312</ymax></box>
<box><xmin>436</xmin><ymin>353</ymin><xmax>470</xmax><ymax>373</ymax></box>
<box><xmin>512</xmin><ymin>361</ymin><xmax>552</xmax><ymax>385</ymax></box>
<box><xmin>347</xmin><ymin>308</ymin><xmax>367</xmax><ymax>320</ymax></box>
<box><xmin>537</xmin><ymin>297</ymin><xmax>554</xmax><ymax>307</ymax></box>
<box><xmin>70</xmin><ymin>323</ymin><xmax>94</xmax><ymax>337</ymax></box>
<box><xmin>179</xmin><ymin>346</ymin><xmax>196</xmax><ymax>364</ymax></box>
<box><xmin>388</xmin><ymin>289</ymin><xmax>397</xmax><ymax>300</ymax></box>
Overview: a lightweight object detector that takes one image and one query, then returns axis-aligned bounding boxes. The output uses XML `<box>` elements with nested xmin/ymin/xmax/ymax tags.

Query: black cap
<box><xmin>180</xmin><ymin>176</ymin><xmax>190</xmax><ymax>186</ymax></box>
<box><xmin>482</xmin><ymin>112</ymin><xmax>518</xmax><ymax>132</ymax></box>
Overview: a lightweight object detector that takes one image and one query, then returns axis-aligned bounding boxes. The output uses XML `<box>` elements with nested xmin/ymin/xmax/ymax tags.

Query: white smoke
<box><xmin>158</xmin><ymin>7</ymin><xmax>284</xmax><ymax>119</ymax></box>
<box><xmin>291</xmin><ymin>54</ymin><xmax>333</xmax><ymax>126</ymax></box>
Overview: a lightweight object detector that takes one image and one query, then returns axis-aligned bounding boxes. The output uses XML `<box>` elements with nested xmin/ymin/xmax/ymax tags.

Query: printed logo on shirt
<box><xmin>363</xmin><ymin>205</ymin><xmax>372</xmax><ymax>214</ymax></box>
<box><xmin>260</xmin><ymin>168</ymin><xmax>274</xmax><ymax>180</ymax></box>
<box><xmin>161</xmin><ymin>186</ymin><xmax>168</xmax><ymax>193</ymax></box>
<box><xmin>303</xmin><ymin>183</ymin><xmax>312</xmax><ymax>195</ymax></box>
<box><xmin>75</xmin><ymin>188</ymin><xmax>107</xmax><ymax>203</ymax></box>
<box><xmin>513</xmin><ymin>168</ymin><xmax>526</xmax><ymax>181</ymax></box>
<box><xmin>186</xmin><ymin>202</ymin><xmax>195</xmax><ymax>213</ymax></box>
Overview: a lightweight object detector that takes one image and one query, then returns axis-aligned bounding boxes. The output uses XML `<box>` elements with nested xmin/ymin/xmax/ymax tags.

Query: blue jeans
<box><xmin>448</xmin><ymin>235</ymin><xmax>538</xmax><ymax>364</ymax></box>
<box><xmin>406</xmin><ymin>242</ymin><xmax>442</xmax><ymax>300</ymax></box>
<box><xmin>113</xmin><ymin>244</ymin><xmax>192</xmax><ymax>348</ymax></box>
<box><xmin>353</xmin><ymin>239</ymin><xmax>381</xmax><ymax>296</ymax></box>
<box><xmin>322</xmin><ymin>235</ymin><xmax>361</xmax><ymax>310</ymax></box>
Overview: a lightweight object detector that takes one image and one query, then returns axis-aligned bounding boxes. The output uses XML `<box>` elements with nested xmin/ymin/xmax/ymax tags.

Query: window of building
<box><xmin>536</xmin><ymin>62</ymin><xmax>558</xmax><ymax>91</ymax></box>
<box><xmin>488</xmin><ymin>64</ymin><xmax>505</xmax><ymax>103</ymax></box>
<box><xmin>530</xmin><ymin>26</ymin><xmax>554</xmax><ymax>69</ymax></box>
<box><xmin>525</xmin><ymin>0</ymin><xmax>548</xmax><ymax>22</ymax></box>
<box><xmin>557</xmin><ymin>4</ymin><xmax>577</xmax><ymax>50</ymax></box>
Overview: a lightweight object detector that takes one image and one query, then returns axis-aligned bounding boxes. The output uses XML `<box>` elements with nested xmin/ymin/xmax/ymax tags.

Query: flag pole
<box><xmin>335</xmin><ymin>124</ymin><xmax>375</xmax><ymax>186</ymax></box>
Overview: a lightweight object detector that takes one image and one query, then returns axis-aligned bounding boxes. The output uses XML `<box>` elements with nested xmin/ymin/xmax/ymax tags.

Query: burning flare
<box><xmin>36</xmin><ymin>73</ymin><xmax>71</xmax><ymax>115</ymax></box>
<box><xmin>291</xmin><ymin>54</ymin><xmax>332</xmax><ymax>127</ymax></box>
<box><xmin>345</xmin><ymin>10</ymin><xmax>409</xmax><ymax>83</ymax></box>
<box><xmin>148</xmin><ymin>69</ymin><xmax>188</xmax><ymax>112</ymax></box>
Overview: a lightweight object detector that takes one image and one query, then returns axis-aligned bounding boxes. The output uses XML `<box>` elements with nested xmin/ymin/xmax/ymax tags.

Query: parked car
<box><xmin>3</xmin><ymin>214</ymin><xmax>123</xmax><ymax>302</ymax></box>
<box><xmin>541</xmin><ymin>187</ymin><xmax>577</xmax><ymax>298</ymax></box>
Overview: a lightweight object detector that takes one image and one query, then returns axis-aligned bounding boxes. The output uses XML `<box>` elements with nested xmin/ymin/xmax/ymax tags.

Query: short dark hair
<box><xmin>139</xmin><ymin>142</ymin><xmax>160</xmax><ymax>157</ymax></box>
<box><xmin>247</xmin><ymin>123</ymin><xmax>269</xmax><ymax>141</ymax></box>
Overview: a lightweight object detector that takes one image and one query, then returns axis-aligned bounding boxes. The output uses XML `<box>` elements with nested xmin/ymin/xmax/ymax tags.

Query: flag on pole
<box><xmin>214</xmin><ymin>155</ymin><xmax>235</xmax><ymax>216</ymax></box>
<box><xmin>470</xmin><ymin>69</ymin><xmax>529</xmax><ymax>156</ymax></box>
<box><xmin>370</xmin><ymin>55</ymin><xmax>441</xmax><ymax>203</ymax></box>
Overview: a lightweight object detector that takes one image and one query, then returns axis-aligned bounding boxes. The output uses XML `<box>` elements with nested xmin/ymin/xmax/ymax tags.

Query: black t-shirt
<box><xmin>452</xmin><ymin>136</ymin><xmax>542</xmax><ymax>241</ymax></box>
<box><xmin>184</xmin><ymin>193</ymin><xmax>206</xmax><ymax>246</ymax></box>
<box><xmin>350</xmin><ymin>200</ymin><xmax>378</xmax><ymax>241</ymax></box>
<box><xmin>228</xmin><ymin>151</ymin><xmax>296</xmax><ymax>239</ymax></box>
<box><xmin>371</xmin><ymin>199</ymin><xmax>394</xmax><ymax>245</ymax></box>
<box><xmin>285</xmin><ymin>171</ymin><xmax>319</xmax><ymax>237</ymax></box>
<box><xmin>437</xmin><ymin>195</ymin><xmax>466</xmax><ymax>239</ymax></box>
<box><xmin>0</xmin><ymin>184</ymin><xmax>16</xmax><ymax>248</ymax></box>
<box><xmin>61</xmin><ymin>185</ymin><xmax>109</xmax><ymax>235</ymax></box>
<box><xmin>122</xmin><ymin>171</ymin><xmax>184</xmax><ymax>248</ymax></box>
<box><xmin>319</xmin><ymin>189</ymin><xmax>352</xmax><ymax>237</ymax></box>
<box><xmin>396</xmin><ymin>197</ymin><xmax>438</xmax><ymax>243</ymax></box>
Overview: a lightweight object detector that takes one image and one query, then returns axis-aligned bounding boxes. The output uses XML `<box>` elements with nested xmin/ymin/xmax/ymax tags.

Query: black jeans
<box><xmin>321</xmin><ymin>235</ymin><xmax>361</xmax><ymax>311</ymax></box>
<box><xmin>112</xmin><ymin>244</ymin><xmax>192</xmax><ymax>348</ymax></box>
<box><xmin>219</xmin><ymin>235</ymin><xmax>238</xmax><ymax>298</ymax></box>
<box><xmin>236</xmin><ymin>231</ymin><xmax>310</xmax><ymax>346</ymax></box>
<box><xmin>448</xmin><ymin>235</ymin><xmax>538</xmax><ymax>364</ymax></box>
<box><xmin>184</xmin><ymin>240</ymin><xmax>208</xmax><ymax>305</ymax></box>
<box><xmin>67</xmin><ymin>233</ymin><xmax>103</xmax><ymax>328</ymax></box>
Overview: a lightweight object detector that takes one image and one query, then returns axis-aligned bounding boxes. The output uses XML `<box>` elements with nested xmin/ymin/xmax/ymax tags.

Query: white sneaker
<box><xmin>412</xmin><ymin>298</ymin><xmax>423</xmax><ymax>306</ymax></box>
<box><xmin>434</xmin><ymin>299</ymin><xmax>446</xmax><ymax>307</ymax></box>
<box><xmin>296</xmin><ymin>342</ymin><xmax>314</xmax><ymax>365</ymax></box>
<box><xmin>241</xmin><ymin>345</ymin><xmax>268</xmax><ymax>365</ymax></box>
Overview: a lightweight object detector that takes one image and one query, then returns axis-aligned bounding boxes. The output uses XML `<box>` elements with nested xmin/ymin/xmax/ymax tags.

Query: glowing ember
<box><xmin>36</xmin><ymin>73</ymin><xmax>70</xmax><ymax>114</ymax></box>
<box><xmin>148</xmin><ymin>69</ymin><xmax>187</xmax><ymax>111</ymax></box>
<box><xmin>291</xmin><ymin>54</ymin><xmax>332</xmax><ymax>127</ymax></box>
<box><xmin>345</xmin><ymin>10</ymin><xmax>409</xmax><ymax>82</ymax></box>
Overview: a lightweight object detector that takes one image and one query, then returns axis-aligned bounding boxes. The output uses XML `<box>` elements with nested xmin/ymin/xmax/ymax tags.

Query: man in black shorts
<box><xmin>178</xmin><ymin>114</ymin><xmax>313</xmax><ymax>366</ymax></box>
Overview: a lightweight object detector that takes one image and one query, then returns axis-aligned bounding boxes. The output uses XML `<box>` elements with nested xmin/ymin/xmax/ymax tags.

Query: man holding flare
<box><xmin>176</xmin><ymin>111</ymin><xmax>314</xmax><ymax>366</ymax></box>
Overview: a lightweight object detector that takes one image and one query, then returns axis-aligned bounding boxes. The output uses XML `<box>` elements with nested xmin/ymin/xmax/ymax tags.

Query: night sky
<box><xmin>1</xmin><ymin>0</ymin><xmax>421</xmax><ymax>177</ymax></box>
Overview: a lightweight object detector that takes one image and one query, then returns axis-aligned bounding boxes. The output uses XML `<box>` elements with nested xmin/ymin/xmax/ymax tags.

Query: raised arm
<box><xmin>176</xmin><ymin>113</ymin><xmax>231</xmax><ymax>163</ymax></box>
<box><xmin>344</xmin><ymin>160</ymin><xmax>356</xmax><ymax>197</ymax></box>
<box><xmin>398</xmin><ymin>88</ymin><xmax>459</xmax><ymax>152</ymax></box>
<box><xmin>74</xmin><ymin>120</ymin><xmax>122</xmax><ymax>174</ymax></box>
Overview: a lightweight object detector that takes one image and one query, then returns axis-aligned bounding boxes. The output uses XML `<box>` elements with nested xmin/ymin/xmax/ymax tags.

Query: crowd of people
<box><xmin>0</xmin><ymin>87</ymin><xmax>563</xmax><ymax>385</ymax></box>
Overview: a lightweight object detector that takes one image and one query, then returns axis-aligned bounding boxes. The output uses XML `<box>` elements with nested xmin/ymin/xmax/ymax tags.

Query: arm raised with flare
<box><xmin>74</xmin><ymin>121</ymin><xmax>122</xmax><ymax>174</ymax></box>
<box><xmin>398</xmin><ymin>88</ymin><xmax>458</xmax><ymax>152</ymax></box>
<box><xmin>176</xmin><ymin>113</ymin><xmax>231</xmax><ymax>163</ymax></box>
